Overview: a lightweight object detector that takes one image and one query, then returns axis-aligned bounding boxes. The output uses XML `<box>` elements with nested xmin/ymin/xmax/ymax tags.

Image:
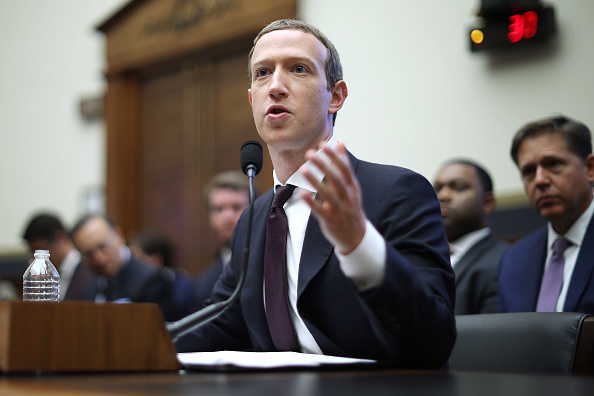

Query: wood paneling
<box><xmin>99</xmin><ymin>0</ymin><xmax>292</xmax><ymax>274</ymax></box>
<box><xmin>98</xmin><ymin>0</ymin><xmax>298</xmax><ymax>75</ymax></box>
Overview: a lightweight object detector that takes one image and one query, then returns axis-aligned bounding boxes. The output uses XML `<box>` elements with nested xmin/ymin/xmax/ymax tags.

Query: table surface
<box><xmin>1</xmin><ymin>368</ymin><xmax>594</xmax><ymax>396</ymax></box>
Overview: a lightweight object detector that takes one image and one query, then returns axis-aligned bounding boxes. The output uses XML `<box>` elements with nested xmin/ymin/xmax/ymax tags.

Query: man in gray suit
<box><xmin>433</xmin><ymin>159</ymin><xmax>507</xmax><ymax>314</ymax></box>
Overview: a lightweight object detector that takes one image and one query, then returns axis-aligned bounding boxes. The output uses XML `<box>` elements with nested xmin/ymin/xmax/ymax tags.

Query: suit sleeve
<box><xmin>359</xmin><ymin>165</ymin><xmax>456</xmax><ymax>368</ymax></box>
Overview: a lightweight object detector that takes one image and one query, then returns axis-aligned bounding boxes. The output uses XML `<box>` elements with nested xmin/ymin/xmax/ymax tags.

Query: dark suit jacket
<box><xmin>453</xmin><ymin>232</ymin><xmax>507</xmax><ymax>315</ymax></box>
<box><xmin>79</xmin><ymin>256</ymin><xmax>176</xmax><ymax>321</ymax></box>
<box><xmin>497</xmin><ymin>212</ymin><xmax>594</xmax><ymax>315</ymax></box>
<box><xmin>175</xmin><ymin>154</ymin><xmax>456</xmax><ymax>368</ymax></box>
<box><xmin>191</xmin><ymin>255</ymin><xmax>224</xmax><ymax>311</ymax></box>
<box><xmin>63</xmin><ymin>260</ymin><xmax>97</xmax><ymax>301</ymax></box>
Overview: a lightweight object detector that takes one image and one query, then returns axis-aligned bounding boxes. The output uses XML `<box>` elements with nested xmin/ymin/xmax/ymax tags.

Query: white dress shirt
<box><xmin>449</xmin><ymin>227</ymin><xmax>491</xmax><ymax>268</ymax></box>
<box><xmin>268</xmin><ymin>136</ymin><xmax>387</xmax><ymax>354</ymax></box>
<box><xmin>546</xmin><ymin>196</ymin><xmax>594</xmax><ymax>312</ymax></box>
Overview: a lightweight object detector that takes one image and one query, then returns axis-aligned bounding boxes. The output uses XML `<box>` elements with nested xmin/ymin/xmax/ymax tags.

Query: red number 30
<box><xmin>508</xmin><ymin>11</ymin><xmax>539</xmax><ymax>43</ymax></box>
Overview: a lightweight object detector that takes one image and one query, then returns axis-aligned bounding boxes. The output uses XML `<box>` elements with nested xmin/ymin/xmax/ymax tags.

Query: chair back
<box><xmin>449</xmin><ymin>312</ymin><xmax>594</xmax><ymax>375</ymax></box>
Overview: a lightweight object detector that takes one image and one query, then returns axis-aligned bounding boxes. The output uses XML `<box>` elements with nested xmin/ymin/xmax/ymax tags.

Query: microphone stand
<box><xmin>166</xmin><ymin>165</ymin><xmax>257</xmax><ymax>342</ymax></box>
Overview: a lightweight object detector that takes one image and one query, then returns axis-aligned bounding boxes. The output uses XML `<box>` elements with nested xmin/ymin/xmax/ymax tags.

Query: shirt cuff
<box><xmin>335</xmin><ymin>220</ymin><xmax>386</xmax><ymax>290</ymax></box>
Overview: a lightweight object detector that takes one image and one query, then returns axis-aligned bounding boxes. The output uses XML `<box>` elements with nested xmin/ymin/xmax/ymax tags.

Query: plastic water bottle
<box><xmin>22</xmin><ymin>250</ymin><xmax>60</xmax><ymax>301</ymax></box>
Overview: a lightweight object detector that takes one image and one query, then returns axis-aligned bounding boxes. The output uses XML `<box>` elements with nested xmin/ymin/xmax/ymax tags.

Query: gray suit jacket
<box><xmin>453</xmin><ymin>231</ymin><xmax>507</xmax><ymax>315</ymax></box>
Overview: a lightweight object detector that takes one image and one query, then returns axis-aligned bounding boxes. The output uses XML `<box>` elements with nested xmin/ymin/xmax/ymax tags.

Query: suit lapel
<box><xmin>564</xmin><ymin>213</ymin><xmax>594</xmax><ymax>311</ymax></box>
<box><xmin>242</xmin><ymin>191</ymin><xmax>274</xmax><ymax>348</ymax></box>
<box><xmin>296</xmin><ymin>153</ymin><xmax>358</xmax><ymax>298</ymax></box>
<box><xmin>297</xmin><ymin>215</ymin><xmax>334</xmax><ymax>297</ymax></box>
<box><xmin>453</xmin><ymin>234</ymin><xmax>491</xmax><ymax>281</ymax></box>
<box><xmin>524</xmin><ymin>230</ymin><xmax>548</xmax><ymax>310</ymax></box>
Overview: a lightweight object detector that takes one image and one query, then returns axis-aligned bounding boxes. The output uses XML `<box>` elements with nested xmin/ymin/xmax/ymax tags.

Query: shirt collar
<box><xmin>547</xmin><ymin>195</ymin><xmax>594</xmax><ymax>249</ymax></box>
<box><xmin>60</xmin><ymin>249</ymin><xmax>80</xmax><ymax>275</ymax></box>
<box><xmin>272</xmin><ymin>136</ymin><xmax>337</xmax><ymax>195</ymax></box>
<box><xmin>449</xmin><ymin>227</ymin><xmax>491</xmax><ymax>257</ymax></box>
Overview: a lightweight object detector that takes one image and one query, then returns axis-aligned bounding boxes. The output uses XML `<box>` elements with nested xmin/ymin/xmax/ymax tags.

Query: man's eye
<box><xmin>451</xmin><ymin>183</ymin><xmax>469</xmax><ymax>192</ymax></box>
<box><xmin>522</xmin><ymin>167</ymin><xmax>535</xmax><ymax>178</ymax></box>
<box><xmin>548</xmin><ymin>160</ymin><xmax>563</xmax><ymax>171</ymax></box>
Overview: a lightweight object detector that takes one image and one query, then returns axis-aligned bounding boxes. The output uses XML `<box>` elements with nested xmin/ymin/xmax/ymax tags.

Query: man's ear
<box><xmin>483</xmin><ymin>191</ymin><xmax>496</xmax><ymax>216</ymax></box>
<box><xmin>115</xmin><ymin>226</ymin><xmax>126</xmax><ymax>244</ymax></box>
<box><xmin>585</xmin><ymin>153</ymin><xmax>594</xmax><ymax>184</ymax></box>
<box><xmin>328</xmin><ymin>80</ymin><xmax>348</xmax><ymax>116</ymax></box>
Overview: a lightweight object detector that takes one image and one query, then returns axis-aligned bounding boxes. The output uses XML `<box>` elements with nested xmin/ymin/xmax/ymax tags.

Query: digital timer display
<box><xmin>469</xmin><ymin>3</ymin><xmax>556</xmax><ymax>52</ymax></box>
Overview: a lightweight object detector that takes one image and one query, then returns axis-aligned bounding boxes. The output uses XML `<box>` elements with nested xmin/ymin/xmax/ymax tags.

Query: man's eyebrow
<box><xmin>252</xmin><ymin>55</ymin><xmax>318</xmax><ymax>69</ymax></box>
<box><xmin>520</xmin><ymin>155</ymin><xmax>564</xmax><ymax>168</ymax></box>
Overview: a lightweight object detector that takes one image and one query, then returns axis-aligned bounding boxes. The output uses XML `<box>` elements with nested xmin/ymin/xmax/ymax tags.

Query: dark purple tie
<box><xmin>536</xmin><ymin>238</ymin><xmax>571</xmax><ymax>312</ymax></box>
<box><xmin>264</xmin><ymin>184</ymin><xmax>300</xmax><ymax>352</ymax></box>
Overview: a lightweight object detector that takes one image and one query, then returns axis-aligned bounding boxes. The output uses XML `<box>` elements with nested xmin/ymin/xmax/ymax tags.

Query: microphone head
<box><xmin>240</xmin><ymin>140</ymin><xmax>263</xmax><ymax>176</ymax></box>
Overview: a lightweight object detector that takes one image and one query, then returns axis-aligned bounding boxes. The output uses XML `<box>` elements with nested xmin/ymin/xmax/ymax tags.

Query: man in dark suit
<box><xmin>433</xmin><ymin>160</ymin><xmax>507</xmax><ymax>314</ymax></box>
<box><xmin>174</xmin><ymin>19</ymin><xmax>456</xmax><ymax>368</ymax></box>
<box><xmin>130</xmin><ymin>229</ymin><xmax>198</xmax><ymax>319</ymax></box>
<box><xmin>22</xmin><ymin>212</ymin><xmax>96</xmax><ymax>301</ymax></box>
<box><xmin>498</xmin><ymin>115</ymin><xmax>594</xmax><ymax>314</ymax></box>
<box><xmin>71</xmin><ymin>214</ymin><xmax>178</xmax><ymax>321</ymax></box>
<box><xmin>192</xmin><ymin>171</ymin><xmax>255</xmax><ymax>308</ymax></box>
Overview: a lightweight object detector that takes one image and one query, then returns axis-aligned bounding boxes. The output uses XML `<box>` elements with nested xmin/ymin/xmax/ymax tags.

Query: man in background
<box><xmin>433</xmin><ymin>160</ymin><xmax>507</xmax><ymax>314</ymax></box>
<box><xmin>71</xmin><ymin>214</ymin><xmax>179</xmax><ymax>321</ymax></box>
<box><xmin>498</xmin><ymin>115</ymin><xmax>594</xmax><ymax>314</ymax></box>
<box><xmin>22</xmin><ymin>212</ymin><xmax>96</xmax><ymax>300</ymax></box>
<box><xmin>193</xmin><ymin>170</ymin><xmax>256</xmax><ymax>307</ymax></box>
<box><xmin>131</xmin><ymin>229</ymin><xmax>197</xmax><ymax>318</ymax></box>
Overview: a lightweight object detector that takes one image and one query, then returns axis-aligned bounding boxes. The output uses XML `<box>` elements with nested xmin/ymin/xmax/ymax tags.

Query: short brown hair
<box><xmin>511</xmin><ymin>115</ymin><xmax>592</xmax><ymax>165</ymax></box>
<box><xmin>248</xmin><ymin>19</ymin><xmax>343</xmax><ymax>90</ymax></box>
<box><xmin>203</xmin><ymin>170</ymin><xmax>258</xmax><ymax>205</ymax></box>
<box><xmin>248</xmin><ymin>19</ymin><xmax>343</xmax><ymax>125</ymax></box>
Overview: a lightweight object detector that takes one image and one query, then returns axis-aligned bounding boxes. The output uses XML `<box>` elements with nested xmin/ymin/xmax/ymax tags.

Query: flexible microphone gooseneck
<box><xmin>166</xmin><ymin>140</ymin><xmax>263</xmax><ymax>342</ymax></box>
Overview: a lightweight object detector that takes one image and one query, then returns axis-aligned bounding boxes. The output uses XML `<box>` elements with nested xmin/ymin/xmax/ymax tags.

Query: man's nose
<box><xmin>534</xmin><ymin>166</ymin><xmax>551</xmax><ymax>187</ymax></box>
<box><xmin>269</xmin><ymin>71</ymin><xmax>288</xmax><ymax>98</ymax></box>
<box><xmin>437</xmin><ymin>187</ymin><xmax>451</xmax><ymax>202</ymax></box>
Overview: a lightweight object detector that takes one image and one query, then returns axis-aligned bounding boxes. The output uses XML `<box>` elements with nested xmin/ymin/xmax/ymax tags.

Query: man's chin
<box><xmin>538</xmin><ymin>205</ymin><xmax>564</xmax><ymax>222</ymax></box>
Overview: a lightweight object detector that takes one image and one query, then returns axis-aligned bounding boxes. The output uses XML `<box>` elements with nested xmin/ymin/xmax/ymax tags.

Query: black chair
<box><xmin>449</xmin><ymin>312</ymin><xmax>594</xmax><ymax>375</ymax></box>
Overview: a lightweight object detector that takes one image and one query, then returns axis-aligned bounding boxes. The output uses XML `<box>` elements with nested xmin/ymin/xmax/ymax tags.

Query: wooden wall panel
<box><xmin>99</xmin><ymin>0</ymin><xmax>295</xmax><ymax>274</ymax></box>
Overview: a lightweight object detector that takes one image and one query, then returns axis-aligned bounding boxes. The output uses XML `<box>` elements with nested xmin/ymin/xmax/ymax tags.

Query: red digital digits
<box><xmin>508</xmin><ymin>11</ymin><xmax>539</xmax><ymax>43</ymax></box>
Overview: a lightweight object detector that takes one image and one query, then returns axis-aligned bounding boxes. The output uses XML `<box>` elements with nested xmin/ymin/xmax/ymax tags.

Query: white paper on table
<box><xmin>177</xmin><ymin>351</ymin><xmax>377</xmax><ymax>370</ymax></box>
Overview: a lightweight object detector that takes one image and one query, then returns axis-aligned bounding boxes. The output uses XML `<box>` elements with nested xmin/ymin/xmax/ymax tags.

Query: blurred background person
<box><xmin>433</xmin><ymin>159</ymin><xmax>507</xmax><ymax>314</ymax></box>
<box><xmin>21</xmin><ymin>212</ymin><xmax>96</xmax><ymax>301</ymax></box>
<box><xmin>193</xmin><ymin>170</ymin><xmax>258</xmax><ymax>307</ymax></box>
<box><xmin>130</xmin><ymin>229</ymin><xmax>197</xmax><ymax>318</ymax></box>
<box><xmin>0</xmin><ymin>276</ymin><xmax>18</xmax><ymax>301</ymax></box>
<box><xmin>71</xmin><ymin>214</ymin><xmax>179</xmax><ymax>321</ymax></box>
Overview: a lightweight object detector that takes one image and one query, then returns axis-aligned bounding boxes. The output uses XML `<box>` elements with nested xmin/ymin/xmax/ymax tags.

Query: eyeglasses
<box><xmin>80</xmin><ymin>232</ymin><xmax>119</xmax><ymax>260</ymax></box>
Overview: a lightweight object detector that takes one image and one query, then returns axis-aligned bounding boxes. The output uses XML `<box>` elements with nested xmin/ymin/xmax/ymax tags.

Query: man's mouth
<box><xmin>537</xmin><ymin>195</ymin><xmax>558</xmax><ymax>207</ymax></box>
<box><xmin>266</xmin><ymin>105</ymin><xmax>289</xmax><ymax>116</ymax></box>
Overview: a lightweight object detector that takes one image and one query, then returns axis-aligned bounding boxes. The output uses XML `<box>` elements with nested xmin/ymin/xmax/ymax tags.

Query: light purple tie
<box><xmin>536</xmin><ymin>238</ymin><xmax>571</xmax><ymax>312</ymax></box>
<box><xmin>264</xmin><ymin>185</ymin><xmax>300</xmax><ymax>352</ymax></box>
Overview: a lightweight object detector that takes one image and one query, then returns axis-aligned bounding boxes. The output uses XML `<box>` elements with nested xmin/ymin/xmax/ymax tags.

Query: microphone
<box><xmin>240</xmin><ymin>140</ymin><xmax>263</xmax><ymax>178</ymax></box>
<box><xmin>166</xmin><ymin>141</ymin><xmax>263</xmax><ymax>342</ymax></box>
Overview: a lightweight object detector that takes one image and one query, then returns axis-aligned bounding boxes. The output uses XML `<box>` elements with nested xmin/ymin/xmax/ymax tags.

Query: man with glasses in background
<box><xmin>71</xmin><ymin>214</ymin><xmax>179</xmax><ymax>321</ymax></box>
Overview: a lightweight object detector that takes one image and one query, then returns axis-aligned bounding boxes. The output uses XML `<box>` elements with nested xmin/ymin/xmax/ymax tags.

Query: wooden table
<box><xmin>1</xmin><ymin>368</ymin><xmax>593</xmax><ymax>396</ymax></box>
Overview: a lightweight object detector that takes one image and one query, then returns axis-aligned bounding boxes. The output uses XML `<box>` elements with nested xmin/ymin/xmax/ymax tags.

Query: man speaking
<box><xmin>174</xmin><ymin>19</ymin><xmax>456</xmax><ymax>369</ymax></box>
